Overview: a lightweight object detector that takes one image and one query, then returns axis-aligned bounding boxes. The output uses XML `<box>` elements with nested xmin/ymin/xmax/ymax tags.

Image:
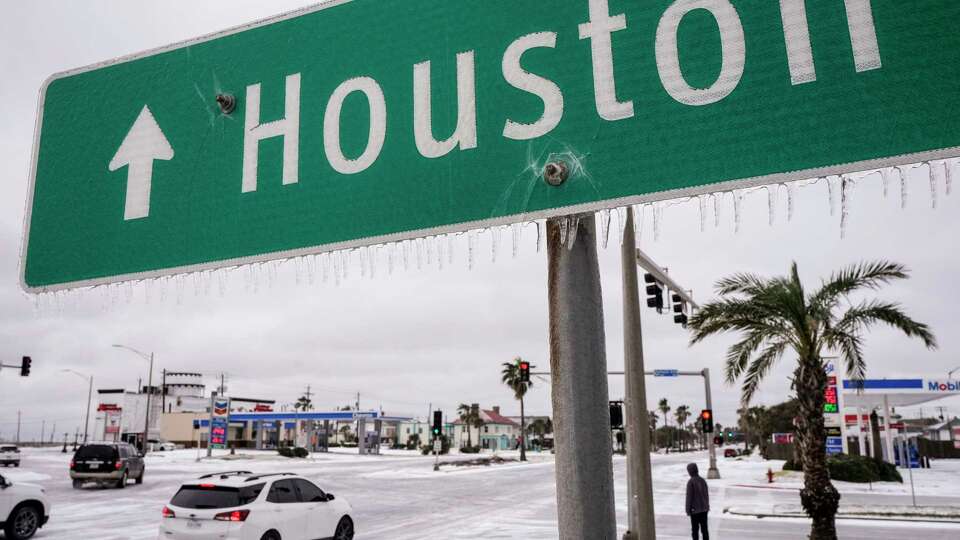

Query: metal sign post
<box><xmin>548</xmin><ymin>215</ymin><xmax>617</xmax><ymax>540</ymax></box>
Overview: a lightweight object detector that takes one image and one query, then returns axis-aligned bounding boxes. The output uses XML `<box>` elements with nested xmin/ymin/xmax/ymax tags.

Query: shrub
<box><xmin>827</xmin><ymin>454</ymin><xmax>876</xmax><ymax>483</ymax></box>
<box><xmin>460</xmin><ymin>446</ymin><xmax>481</xmax><ymax>454</ymax></box>
<box><xmin>277</xmin><ymin>447</ymin><xmax>294</xmax><ymax>458</ymax></box>
<box><xmin>782</xmin><ymin>459</ymin><xmax>802</xmax><ymax>471</ymax></box>
<box><xmin>865</xmin><ymin>456</ymin><xmax>903</xmax><ymax>483</ymax></box>
<box><xmin>292</xmin><ymin>447</ymin><xmax>309</xmax><ymax>458</ymax></box>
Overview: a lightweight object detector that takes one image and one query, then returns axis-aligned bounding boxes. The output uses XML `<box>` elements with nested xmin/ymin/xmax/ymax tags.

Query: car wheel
<box><xmin>135</xmin><ymin>470</ymin><xmax>144</xmax><ymax>484</ymax></box>
<box><xmin>260</xmin><ymin>531</ymin><xmax>281</xmax><ymax>540</ymax></box>
<box><xmin>334</xmin><ymin>517</ymin><xmax>354</xmax><ymax>540</ymax></box>
<box><xmin>72</xmin><ymin>479</ymin><xmax>83</xmax><ymax>489</ymax></box>
<box><xmin>117</xmin><ymin>470</ymin><xmax>128</xmax><ymax>489</ymax></box>
<box><xmin>4</xmin><ymin>504</ymin><xmax>40</xmax><ymax>540</ymax></box>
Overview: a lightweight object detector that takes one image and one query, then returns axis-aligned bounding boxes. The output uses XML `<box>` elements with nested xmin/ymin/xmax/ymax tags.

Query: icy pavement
<box><xmin>3</xmin><ymin>447</ymin><xmax>960</xmax><ymax>539</ymax></box>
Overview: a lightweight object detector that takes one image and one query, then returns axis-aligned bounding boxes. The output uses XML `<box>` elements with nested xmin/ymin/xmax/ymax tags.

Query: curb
<box><xmin>724</xmin><ymin>507</ymin><xmax>960</xmax><ymax>524</ymax></box>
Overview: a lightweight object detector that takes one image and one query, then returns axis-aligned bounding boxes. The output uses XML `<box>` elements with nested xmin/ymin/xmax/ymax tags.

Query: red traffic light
<box><xmin>519</xmin><ymin>361</ymin><xmax>529</xmax><ymax>370</ymax></box>
<box><xmin>700</xmin><ymin>410</ymin><xmax>712</xmax><ymax>420</ymax></box>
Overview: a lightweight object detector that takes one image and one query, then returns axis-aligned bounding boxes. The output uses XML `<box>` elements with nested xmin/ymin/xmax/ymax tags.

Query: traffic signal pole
<box><xmin>547</xmin><ymin>215</ymin><xmax>617</xmax><ymax>540</ymax></box>
<box><xmin>702</xmin><ymin>368</ymin><xmax>720</xmax><ymax>479</ymax></box>
<box><xmin>620</xmin><ymin>207</ymin><xmax>656</xmax><ymax>540</ymax></box>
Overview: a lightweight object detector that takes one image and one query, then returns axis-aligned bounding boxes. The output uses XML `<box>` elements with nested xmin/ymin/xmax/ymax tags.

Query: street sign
<box><xmin>209</xmin><ymin>397</ymin><xmax>231</xmax><ymax>450</ymax></box>
<box><xmin>22</xmin><ymin>0</ymin><xmax>960</xmax><ymax>291</ymax></box>
<box><xmin>653</xmin><ymin>369</ymin><xmax>679</xmax><ymax>378</ymax></box>
<box><xmin>433</xmin><ymin>439</ymin><xmax>442</xmax><ymax>453</ymax></box>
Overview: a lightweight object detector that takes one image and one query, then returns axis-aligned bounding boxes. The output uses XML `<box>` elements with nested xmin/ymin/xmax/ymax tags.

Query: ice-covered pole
<box><xmin>547</xmin><ymin>214</ymin><xmax>617</xmax><ymax>540</ymax></box>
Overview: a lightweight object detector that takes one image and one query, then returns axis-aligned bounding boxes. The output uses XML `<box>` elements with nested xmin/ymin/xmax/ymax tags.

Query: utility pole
<box><xmin>16</xmin><ymin>410</ymin><xmax>21</xmax><ymax>445</ymax></box>
<box><xmin>144</xmin><ymin>352</ymin><xmax>154</xmax><ymax>453</ymax></box>
<box><xmin>41</xmin><ymin>420</ymin><xmax>45</xmax><ymax>445</ymax></box>
<box><xmin>547</xmin><ymin>215</ymin><xmax>616</xmax><ymax>540</ymax></box>
<box><xmin>50</xmin><ymin>422</ymin><xmax>56</xmax><ymax>444</ymax></box>
<box><xmin>620</xmin><ymin>207</ymin><xmax>656</xmax><ymax>540</ymax></box>
<box><xmin>161</xmin><ymin>369</ymin><xmax>167</xmax><ymax>414</ymax></box>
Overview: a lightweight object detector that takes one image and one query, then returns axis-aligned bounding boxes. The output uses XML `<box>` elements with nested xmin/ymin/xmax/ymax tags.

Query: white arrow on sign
<box><xmin>108</xmin><ymin>105</ymin><xmax>174</xmax><ymax>220</ymax></box>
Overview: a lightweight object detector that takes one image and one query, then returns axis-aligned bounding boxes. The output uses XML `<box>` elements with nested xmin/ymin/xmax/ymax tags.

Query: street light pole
<box><xmin>620</xmin><ymin>207</ymin><xmax>656</xmax><ymax>540</ymax></box>
<box><xmin>63</xmin><ymin>370</ymin><xmax>94</xmax><ymax>444</ymax></box>
<box><xmin>113</xmin><ymin>344</ymin><xmax>155</xmax><ymax>454</ymax></box>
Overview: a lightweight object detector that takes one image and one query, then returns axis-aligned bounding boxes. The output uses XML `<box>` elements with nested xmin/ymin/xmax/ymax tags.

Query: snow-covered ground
<box><xmin>3</xmin><ymin>447</ymin><xmax>960</xmax><ymax>539</ymax></box>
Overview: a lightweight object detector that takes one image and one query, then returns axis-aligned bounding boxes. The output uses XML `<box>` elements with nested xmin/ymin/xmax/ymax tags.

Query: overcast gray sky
<box><xmin>2</xmin><ymin>1</ymin><xmax>957</xmax><ymax>442</ymax></box>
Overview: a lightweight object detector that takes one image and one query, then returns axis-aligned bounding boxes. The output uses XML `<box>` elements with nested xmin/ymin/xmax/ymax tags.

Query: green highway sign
<box><xmin>22</xmin><ymin>0</ymin><xmax>960</xmax><ymax>291</ymax></box>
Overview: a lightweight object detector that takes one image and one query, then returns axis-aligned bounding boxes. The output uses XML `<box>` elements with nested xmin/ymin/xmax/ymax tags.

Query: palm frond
<box><xmin>739</xmin><ymin>341</ymin><xmax>789</xmax><ymax>406</ymax></box>
<box><xmin>833</xmin><ymin>300</ymin><xmax>938</xmax><ymax>349</ymax></box>
<box><xmin>724</xmin><ymin>331</ymin><xmax>768</xmax><ymax>384</ymax></box>
<box><xmin>825</xmin><ymin>329</ymin><xmax>867</xmax><ymax>383</ymax></box>
<box><xmin>714</xmin><ymin>272</ymin><xmax>769</xmax><ymax>296</ymax></box>
<box><xmin>812</xmin><ymin>261</ymin><xmax>909</xmax><ymax>309</ymax></box>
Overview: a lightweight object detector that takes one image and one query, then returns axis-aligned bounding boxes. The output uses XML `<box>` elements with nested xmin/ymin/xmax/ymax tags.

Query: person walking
<box><xmin>685</xmin><ymin>463</ymin><xmax>710</xmax><ymax>539</ymax></box>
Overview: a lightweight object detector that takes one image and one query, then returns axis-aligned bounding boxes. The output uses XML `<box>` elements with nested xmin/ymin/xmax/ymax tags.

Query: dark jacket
<box><xmin>685</xmin><ymin>463</ymin><xmax>710</xmax><ymax>515</ymax></box>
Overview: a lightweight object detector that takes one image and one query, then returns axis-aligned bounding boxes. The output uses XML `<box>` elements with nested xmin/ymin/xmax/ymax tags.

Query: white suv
<box><xmin>159</xmin><ymin>471</ymin><xmax>354</xmax><ymax>540</ymax></box>
<box><xmin>0</xmin><ymin>472</ymin><xmax>51</xmax><ymax>540</ymax></box>
<box><xmin>0</xmin><ymin>445</ymin><xmax>20</xmax><ymax>467</ymax></box>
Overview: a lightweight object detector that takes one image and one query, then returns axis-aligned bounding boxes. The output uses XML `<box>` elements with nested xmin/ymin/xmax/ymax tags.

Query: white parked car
<box><xmin>0</xmin><ymin>445</ymin><xmax>20</xmax><ymax>467</ymax></box>
<box><xmin>159</xmin><ymin>471</ymin><xmax>354</xmax><ymax>540</ymax></box>
<box><xmin>0</xmin><ymin>472</ymin><xmax>51</xmax><ymax>540</ymax></box>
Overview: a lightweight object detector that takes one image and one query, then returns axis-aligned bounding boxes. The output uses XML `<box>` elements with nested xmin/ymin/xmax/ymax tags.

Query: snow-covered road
<box><xmin>3</xmin><ymin>447</ymin><xmax>960</xmax><ymax>539</ymax></box>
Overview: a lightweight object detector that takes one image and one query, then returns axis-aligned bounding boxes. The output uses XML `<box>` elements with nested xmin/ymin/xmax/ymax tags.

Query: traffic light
<box><xmin>700</xmin><ymin>409</ymin><xmax>714</xmax><ymax>433</ymax></box>
<box><xmin>672</xmin><ymin>293</ymin><xmax>688</xmax><ymax>327</ymax></box>
<box><xmin>713</xmin><ymin>435</ymin><xmax>723</xmax><ymax>446</ymax></box>
<box><xmin>20</xmin><ymin>356</ymin><xmax>32</xmax><ymax>377</ymax></box>
<box><xmin>644</xmin><ymin>274</ymin><xmax>663</xmax><ymax>313</ymax></box>
<box><xmin>431</xmin><ymin>410</ymin><xmax>443</xmax><ymax>438</ymax></box>
<box><xmin>609</xmin><ymin>401</ymin><xmax>623</xmax><ymax>429</ymax></box>
<box><xmin>518</xmin><ymin>360</ymin><xmax>530</xmax><ymax>383</ymax></box>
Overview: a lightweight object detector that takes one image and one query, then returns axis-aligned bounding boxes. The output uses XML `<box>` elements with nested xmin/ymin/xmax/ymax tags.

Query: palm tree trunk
<box><xmin>520</xmin><ymin>396</ymin><xmax>527</xmax><ymax>461</ymax></box>
<box><xmin>795</xmin><ymin>358</ymin><xmax>841</xmax><ymax>540</ymax></box>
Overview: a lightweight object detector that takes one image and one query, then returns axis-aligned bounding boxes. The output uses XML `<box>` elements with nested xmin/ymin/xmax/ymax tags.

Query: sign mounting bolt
<box><xmin>216</xmin><ymin>94</ymin><xmax>236</xmax><ymax>114</ymax></box>
<box><xmin>544</xmin><ymin>161</ymin><xmax>569</xmax><ymax>186</ymax></box>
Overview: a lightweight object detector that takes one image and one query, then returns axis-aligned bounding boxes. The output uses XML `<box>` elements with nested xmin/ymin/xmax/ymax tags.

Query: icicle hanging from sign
<box><xmin>840</xmin><ymin>176</ymin><xmax>853</xmax><ymax>239</ymax></box>
<box><xmin>599</xmin><ymin>208</ymin><xmax>612</xmax><ymax>249</ymax></box>
<box><xmin>767</xmin><ymin>185</ymin><xmax>778</xmax><ymax>226</ymax></box>
<box><xmin>733</xmin><ymin>190</ymin><xmax>744</xmax><ymax>233</ymax></box>
<box><xmin>511</xmin><ymin>222</ymin><xmax>523</xmax><ymax>258</ymax></box>
<box><xmin>927</xmin><ymin>162</ymin><xmax>938</xmax><ymax>209</ymax></box>
<box><xmin>897</xmin><ymin>166</ymin><xmax>908</xmax><ymax>209</ymax></box>
<box><xmin>566</xmin><ymin>215</ymin><xmax>580</xmax><ymax>250</ymax></box>
<box><xmin>698</xmin><ymin>196</ymin><xmax>707</xmax><ymax>232</ymax></box>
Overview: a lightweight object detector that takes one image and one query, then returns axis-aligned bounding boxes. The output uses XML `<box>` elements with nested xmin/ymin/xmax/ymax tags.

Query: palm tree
<box><xmin>457</xmin><ymin>403</ymin><xmax>473</xmax><ymax>448</ymax></box>
<box><xmin>675</xmin><ymin>405</ymin><xmax>691</xmax><ymax>451</ymax></box>
<box><xmin>689</xmin><ymin>261</ymin><xmax>936</xmax><ymax>540</ymax></box>
<box><xmin>647</xmin><ymin>411</ymin><xmax>659</xmax><ymax>450</ymax></box>
<box><xmin>527</xmin><ymin>418</ymin><xmax>552</xmax><ymax>448</ymax></box>
<box><xmin>502</xmin><ymin>358</ymin><xmax>535</xmax><ymax>461</ymax></box>
<box><xmin>472</xmin><ymin>410</ymin><xmax>485</xmax><ymax>450</ymax></box>
<box><xmin>658</xmin><ymin>398</ymin><xmax>671</xmax><ymax>451</ymax></box>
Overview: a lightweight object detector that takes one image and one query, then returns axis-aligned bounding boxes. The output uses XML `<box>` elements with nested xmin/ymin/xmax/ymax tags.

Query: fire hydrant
<box><xmin>767</xmin><ymin>468</ymin><xmax>775</xmax><ymax>483</ymax></box>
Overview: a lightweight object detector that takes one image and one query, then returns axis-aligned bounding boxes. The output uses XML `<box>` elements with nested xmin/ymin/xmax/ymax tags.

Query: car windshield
<box><xmin>0</xmin><ymin>446</ymin><xmax>16</xmax><ymax>452</ymax></box>
<box><xmin>170</xmin><ymin>484</ymin><xmax>265</xmax><ymax>509</ymax></box>
<box><xmin>74</xmin><ymin>445</ymin><xmax>118</xmax><ymax>460</ymax></box>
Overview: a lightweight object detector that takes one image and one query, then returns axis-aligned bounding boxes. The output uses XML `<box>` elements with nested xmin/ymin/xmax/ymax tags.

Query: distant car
<box><xmin>156</xmin><ymin>442</ymin><xmax>177</xmax><ymax>452</ymax></box>
<box><xmin>0</xmin><ymin>445</ymin><xmax>20</xmax><ymax>467</ymax></box>
<box><xmin>159</xmin><ymin>471</ymin><xmax>354</xmax><ymax>540</ymax></box>
<box><xmin>723</xmin><ymin>448</ymin><xmax>738</xmax><ymax>458</ymax></box>
<box><xmin>70</xmin><ymin>442</ymin><xmax>145</xmax><ymax>489</ymax></box>
<box><xmin>0</xmin><ymin>471</ymin><xmax>50</xmax><ymax>540</ymax></box>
